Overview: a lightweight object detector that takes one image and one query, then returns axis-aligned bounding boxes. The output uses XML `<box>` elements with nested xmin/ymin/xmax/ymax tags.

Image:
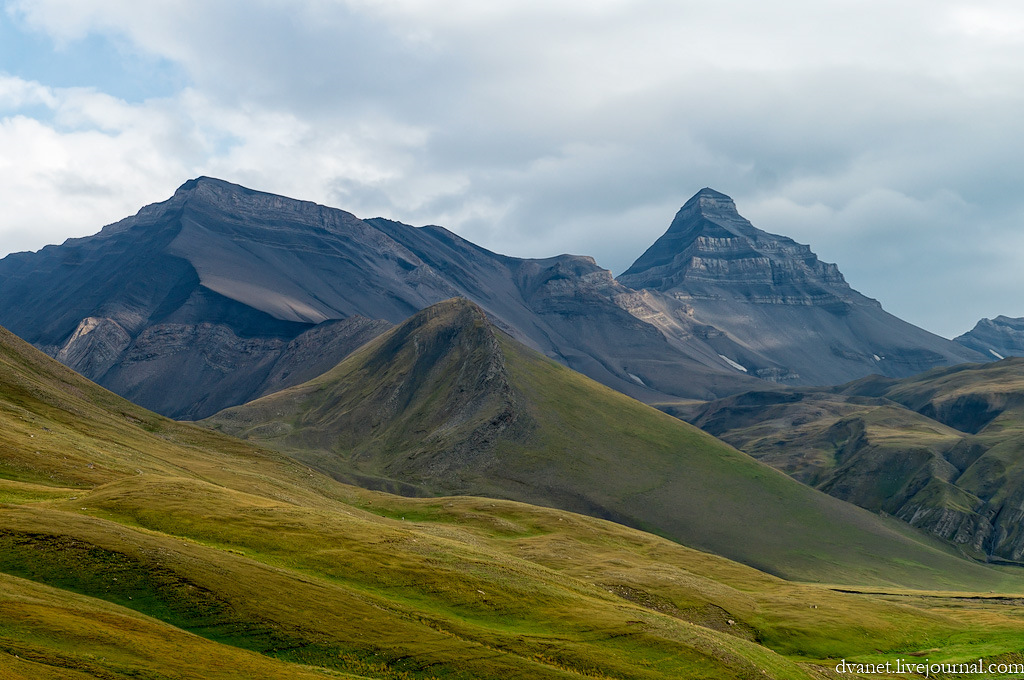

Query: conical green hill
<box><xmin>207</xmin><ymin>298</ymin><xmax>1020</xmax><ymax>589</ymax></box>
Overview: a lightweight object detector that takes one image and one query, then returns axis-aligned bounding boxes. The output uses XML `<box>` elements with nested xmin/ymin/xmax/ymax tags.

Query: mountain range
<box><xmin>6</xmin><ymin>177</ymin><xmax>1024</xmax><ymax>676</ymax></box>
<box><xmin>0</xmin><ymin>178</ymin><xmax>990</xmax><ymax>419</ymax></box>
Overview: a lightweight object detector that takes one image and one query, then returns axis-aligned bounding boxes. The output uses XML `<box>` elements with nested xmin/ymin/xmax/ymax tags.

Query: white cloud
<box><xmin>2</xmin><ymin>0</ymin><xmax>1024</xmax><ymax>337</ymax></box>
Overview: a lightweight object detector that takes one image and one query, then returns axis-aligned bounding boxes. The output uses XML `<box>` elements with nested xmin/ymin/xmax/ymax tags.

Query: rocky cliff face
<box><xmin>617</xmin><ymin>189</ymin><xmax>986</xmax><ymax>385</ymax></box>
<box><xmin>955</xmin><ymin>316</ymin><xmax>1024</xmax><ymax>360</ymax></box>
<box><xmin>47</xmin><ymin>314</ymin><xmax>392</xmax><ymax>420</ymax></box>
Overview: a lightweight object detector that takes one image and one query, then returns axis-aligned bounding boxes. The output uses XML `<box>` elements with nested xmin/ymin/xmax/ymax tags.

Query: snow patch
<box><xmin>718</xmin><ymin>354</ymin><xmax>748</xmax><ymax>373</ymax></box>
<box><xmin>990</xmin><ymin>349</ymin><xmax>1005</xmax><ymax>360</ymax></box>
<box><xmin>628</xmin><ymin>373</ymin><xmax>647</xmax><ymax>386</ymax></box>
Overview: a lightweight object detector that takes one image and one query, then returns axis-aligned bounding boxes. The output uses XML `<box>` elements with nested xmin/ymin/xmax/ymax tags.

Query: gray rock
<box><xmin>0</xmin><ymin>178</ymin><xmax>761</xmax><ymax>417</ymax></box>
<box><xmin>618</xmin><ymin>188</ymin><xmax>987</xmax><ymax>385</ymax></box>
<box><xmin>954</xmin><ymin>316</ymin><xmax>1024</xmax><ymax>359</ymax></box>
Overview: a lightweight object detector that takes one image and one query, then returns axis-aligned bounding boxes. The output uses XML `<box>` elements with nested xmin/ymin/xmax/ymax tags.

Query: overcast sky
<box><xmin>1</xmin><ymin>0</ymin><xmax>1023</xmax><ymax>338</ymax></box>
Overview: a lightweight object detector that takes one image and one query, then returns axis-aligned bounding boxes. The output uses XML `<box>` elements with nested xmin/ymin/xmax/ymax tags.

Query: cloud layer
<box><xmin>2</xmin><ymin>0</ymin><xmax>1024</xmax><ymax>336</ymax></box>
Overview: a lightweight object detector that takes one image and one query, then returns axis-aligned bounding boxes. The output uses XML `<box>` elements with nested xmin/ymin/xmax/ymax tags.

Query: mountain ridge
<box><xmin>0</xmin><ymin>178</ymin><xmax>764</xmax><ymax>417</ymax></box>
<box><xmin>678</xmin><ymin>357</ymin><xmax>1024</xmax><ymax>564</ymax></box>
<box><xmin>0</xmin><ymin>177</ymin><xmax>988</xmax><ymax>418</ymax></box>
<box><xmin>955</xmin><ymin>315</ymin><xmax>1024</xmax><ymax>359</ymax></box>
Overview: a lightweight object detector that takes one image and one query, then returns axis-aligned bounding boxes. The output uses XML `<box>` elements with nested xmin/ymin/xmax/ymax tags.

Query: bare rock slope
<box><xmin>618</xmin><ymin>189</ymin><xmax>986</xmax><ymax>385</ymax></box>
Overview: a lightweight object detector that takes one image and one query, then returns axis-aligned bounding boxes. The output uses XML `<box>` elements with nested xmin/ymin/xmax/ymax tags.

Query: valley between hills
<box><xmin>4</xmin><ymin>179</ymin><xmax>1024</xmax><ymax>678</ymax></box>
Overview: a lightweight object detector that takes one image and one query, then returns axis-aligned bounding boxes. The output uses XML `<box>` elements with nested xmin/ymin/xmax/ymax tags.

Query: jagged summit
<box><xmin>616</xmin><ymin>188</ymin><xmax>986</xmax><ymax>385</ymax></box>
<box><xmin>618</xmin><ymin>188</ymin><xmax>848</xmax><ymax>303</ymax></box>
<box><xmin>686</xmin><ymin>187</ymin><xmax>740</xmax><ymax>215</ymax></box>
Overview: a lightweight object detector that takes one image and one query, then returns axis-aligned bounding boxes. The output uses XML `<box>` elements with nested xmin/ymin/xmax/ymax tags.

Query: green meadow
<box><xmin>4</xmin><ymin>317</ymin><xmax>1024</xmax><ymax>678</ymax></box>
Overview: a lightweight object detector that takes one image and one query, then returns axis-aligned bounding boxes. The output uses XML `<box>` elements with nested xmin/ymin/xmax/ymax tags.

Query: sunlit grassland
<box><xmin>5</xmin><ymin>323</ymin><xmax>1024</xmax><ymax>677</ymax></box>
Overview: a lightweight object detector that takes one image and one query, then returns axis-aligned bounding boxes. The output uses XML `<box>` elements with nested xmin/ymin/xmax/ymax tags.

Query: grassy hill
<box><xmin>680</xmin><ymin>359</ymin><xmax>1024</xmax><ymax>565</ymax></box>
<box><xmin>205</xmin><ymin>298</ymin><xmax>1022</xmax><ymax>590</ymax></box>
<box><xmin>7</xmin><ymin>306</ymin><xmax>1024</xmax><ymax>676</ymax></box>
<box><xmin>844</xmin><ymin>359</ymin><xmax>1024</xmax><ymax>562</ymax></box>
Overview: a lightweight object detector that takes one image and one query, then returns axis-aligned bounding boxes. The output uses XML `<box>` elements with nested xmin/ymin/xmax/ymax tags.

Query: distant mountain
<box><xmin>205</xmin><ymin>297</ymin><xmax>1002</xmax><ymax>587</ymax></box>
<box><xmin>0</xmin><ymin>178</ymin><xmax>760</xmax><ymax>418</ymax></box>
<box><xmin>0</xmin><ymin>178</ymin><xmax>986</xmax><ymax>418</ymax></box>
<box><xmin>955</xmin><ymin>315</ymin><xmax>1024</xmax><ymax>359</ymax></box>
<box><xmin>618</xmin><ymin>189</ymin><xmax>986</xmax><ymax>385</ymax></box>
<box><xmin>681</xmin><ymin>357</ymin><xmax>1024</xmax><ymax>563</ymax></box>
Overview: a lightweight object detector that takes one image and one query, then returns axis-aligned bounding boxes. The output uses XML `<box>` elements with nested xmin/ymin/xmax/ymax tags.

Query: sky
<box><xmin>1</xmin><ymin>0</ymin><xmax>1023</xmax><ymax>338</ymax></box>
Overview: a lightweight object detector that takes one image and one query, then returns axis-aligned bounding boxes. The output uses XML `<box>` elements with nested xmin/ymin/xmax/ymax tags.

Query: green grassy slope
<box><xmin>6</xmin><ymin>310</ymin><xmax>1024</xmax><ymax>676</ymax></box>
<box><xmin>205</xmin><ymin>299</ymin><xmax>1022</xmax><ymax>590</ymax></box>
<box><xmin>843</xmin><ymin>358</ymin><xmax>1024</xmax><ymax>562</ymax></box>
<box><xmin>680</xmin><ymin>390</ymin><xmax>991</xmax><ymax>555</ymax></box>
<box><xmin>678</xmin><ymin>359</ymin><xmax>1024</xmax><ymax>565</ymax></box>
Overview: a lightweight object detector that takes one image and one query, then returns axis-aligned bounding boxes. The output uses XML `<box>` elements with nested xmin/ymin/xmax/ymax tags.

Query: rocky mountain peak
<box><xmin>174</xmin><ymin>175</ymin><xmax>231</xmax><ymax>195</ymax></box>
<box><xmin>685</xmin><ymin>187</ymin><xmax>740</xmax><ymax>217</ymax></box>
<box><xmin>618</xmin><ymin>188</ymin><xmax>850</xmax><ymax>304</ymax></box>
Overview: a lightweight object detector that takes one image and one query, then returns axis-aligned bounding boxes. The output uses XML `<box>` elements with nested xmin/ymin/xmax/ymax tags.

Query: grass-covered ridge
<box><xmin>5</xmin><ymin>318</ymin><xmax>1024</xmax><ymax>677</ymax></box>
<box><xmin>683</xmin><ymin>358</ymin><xmax>1024</xmax><ymax>564</ymax></box>
<box><xmin>208</xmin><ymin>298</ymin><xmax>1022</xmax><ymax>589</ymax></box>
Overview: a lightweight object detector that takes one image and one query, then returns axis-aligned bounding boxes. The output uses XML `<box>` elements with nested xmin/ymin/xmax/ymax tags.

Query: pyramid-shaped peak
<box><xmin>681</xmin><ymin>188</ymin><xmax>740</xmax><ymax>218</ymax></box>
<box><xmin>619</xmin><ymin>188</ymin><xmax>852</xmax><ymax>298</ymax></box>
<box><xmin>691</xmin><ymin>187</ymin><xmax>734</xmax><ymax>202</ymax></box>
